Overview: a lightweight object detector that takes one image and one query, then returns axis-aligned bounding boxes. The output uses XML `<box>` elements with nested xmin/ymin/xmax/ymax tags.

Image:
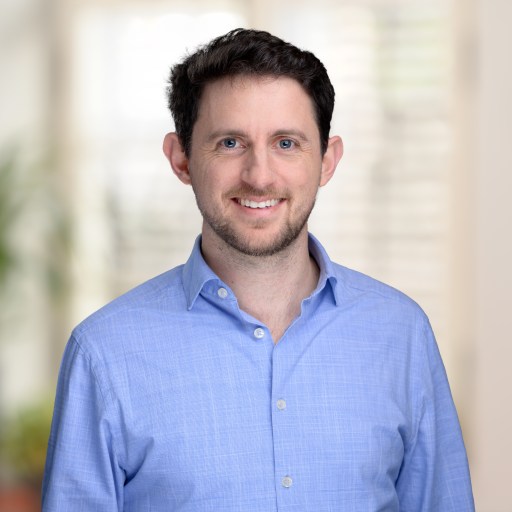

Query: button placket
<box><xmin>270</xmin><ymin>346</ymin><xmax>298</xmax><ymax>506</ymax></box>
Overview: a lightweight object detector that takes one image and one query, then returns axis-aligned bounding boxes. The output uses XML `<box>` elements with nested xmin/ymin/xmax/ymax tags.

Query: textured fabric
<box><xmin>42</xmin><ymin>234</ymin><xmax>474</xmax><ymax>511</ymax></box>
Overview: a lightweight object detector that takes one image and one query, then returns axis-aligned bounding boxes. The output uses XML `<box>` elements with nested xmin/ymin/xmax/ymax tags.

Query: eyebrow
<box><xmin>272</xmin><ymin>129</ymin><xmax>310</xmax><ymax>142</ymax></box>
<box><xmin>205</xmin><ymin>130</ymin><xmax>247</xmax><ymax>143</ymax></box>
<box><xmin>206</xmin><ymin>129</ymin><xmax>311</xmax><ymax>143</ymax></box>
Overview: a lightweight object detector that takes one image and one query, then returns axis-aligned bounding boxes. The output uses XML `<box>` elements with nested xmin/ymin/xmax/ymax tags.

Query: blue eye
<box><xmin>221</xmin><ymin>138</ymin><xmax>238</xmax><ymax>149</ymax></box>
<box><xmin>278</xmin><ymin>139</ymin><xmax>294</xmax><ymax>149</ymax></box>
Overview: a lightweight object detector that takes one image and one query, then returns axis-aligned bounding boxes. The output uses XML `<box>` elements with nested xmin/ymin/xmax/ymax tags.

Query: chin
<box><xmin>219</xmin><ymin>227</ymin><xmax>306</xmax><ymax>258</ymax></box>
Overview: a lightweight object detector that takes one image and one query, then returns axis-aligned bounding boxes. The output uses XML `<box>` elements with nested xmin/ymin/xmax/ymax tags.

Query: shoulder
<box><xmin>311</xmin><ymin>234</ymin><xmax>427</xmax><ymax>325</ymax></box>
<box><xmin>332</xmin><ymin>262</ymin><xmax>419</xmax><ymax>306</ymax></box>
<box><xmin>71</xmin><ymin>265</ymin><xmax>186</xmax><ymax>354</ymax></box>
<box><xmin>330</xmin><ymin>262</ymin><xmax>431</xmax><ymax>330</ymax></box>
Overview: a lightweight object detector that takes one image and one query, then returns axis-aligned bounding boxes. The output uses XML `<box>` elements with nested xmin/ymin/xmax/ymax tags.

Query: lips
<box><xmin>237</xmin><ymin>198</ymin><xmax>282</xmax><ymax>209</ymax></box>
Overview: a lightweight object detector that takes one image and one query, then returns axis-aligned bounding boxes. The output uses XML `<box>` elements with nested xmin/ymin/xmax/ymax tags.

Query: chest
<box><xmin>112</xmin><ymin>313</ymin><xmax>412</xmax><ymax>511</ymax></box>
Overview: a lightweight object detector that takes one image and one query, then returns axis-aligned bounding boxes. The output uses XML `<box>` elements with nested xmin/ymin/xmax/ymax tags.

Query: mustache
<box><xmin>226</xmin><ymin>185</ymin><xmax>288</xmax><ymax>198</ymax></box>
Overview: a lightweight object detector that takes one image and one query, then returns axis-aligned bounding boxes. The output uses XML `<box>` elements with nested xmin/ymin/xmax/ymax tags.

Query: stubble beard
<box><xmin>195</xmin><ymin>189</ymin><xmax>317</xmax><ymax>258</ymax></box>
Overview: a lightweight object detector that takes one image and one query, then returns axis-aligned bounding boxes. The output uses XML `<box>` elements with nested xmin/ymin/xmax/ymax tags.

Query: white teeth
<box><xmin>238</xmin><ymin>198</ymin><xmax>280</xmax><ymax>209</ymax></box>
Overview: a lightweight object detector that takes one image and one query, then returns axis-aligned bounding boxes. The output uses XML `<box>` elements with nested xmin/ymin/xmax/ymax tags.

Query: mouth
<box><xmin>236</xmin><ymin>198</ymin><xmax>282</xmax><ymax>209</ymax></box>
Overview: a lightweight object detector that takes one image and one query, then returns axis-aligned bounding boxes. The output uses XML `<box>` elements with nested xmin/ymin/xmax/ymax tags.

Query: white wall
<box><xmin>472</xmin><ymin>0</ymin><xmax>512</xmax><ymax>509</ymax></box>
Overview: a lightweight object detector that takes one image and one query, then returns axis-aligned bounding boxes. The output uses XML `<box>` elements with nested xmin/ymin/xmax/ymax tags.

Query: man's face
<box><xmin>179</xmin><ymin>75</ymin><xmax>338</xmax><ymax>257</ymax></box>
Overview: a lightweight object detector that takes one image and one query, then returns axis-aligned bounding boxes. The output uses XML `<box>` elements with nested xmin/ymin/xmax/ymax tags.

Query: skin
<box><xmin>163</xmin><ymin>75</ymin><xmax>343</xmax><ymax>341</ymax></box>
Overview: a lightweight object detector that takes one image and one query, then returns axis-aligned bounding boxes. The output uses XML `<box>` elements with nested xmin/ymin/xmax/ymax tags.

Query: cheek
<box><xmin>296</xmin><ymin>168</ymin><xmax>323</xmax><ymax>190</ymax></box>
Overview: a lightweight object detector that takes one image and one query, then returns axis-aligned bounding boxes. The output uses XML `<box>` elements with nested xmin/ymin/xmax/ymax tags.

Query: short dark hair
<box><xmin>167</xmin><ymin>28</ymin><xmax>335</xmax><ymax>156</ymax></box>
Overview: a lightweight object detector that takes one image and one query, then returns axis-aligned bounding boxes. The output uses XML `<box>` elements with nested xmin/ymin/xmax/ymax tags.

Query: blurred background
<box><xmin>0</xmin><ymin>0</ymin><xmax>510</xmax><ymax>509</ymax></box>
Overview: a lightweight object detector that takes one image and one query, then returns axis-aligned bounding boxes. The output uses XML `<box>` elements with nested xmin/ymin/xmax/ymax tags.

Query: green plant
<box><xmin>0</xmin><ymin>148</ymin><xmax>71</xmax><ymax>302</ymax></box>
<box><xmin>0</xmin><ymin>148</ymin><xmax>69</xmax><ymax>489</ymax></box>
<box><xmin>0</xmin><ymin>150</ymin><xmax>22</xmax><ymax>289</ymax></box>
<box><xmin>0</xmin><ymin>399</ymin><xmax>53</xmax><ymax>487</ymax></box>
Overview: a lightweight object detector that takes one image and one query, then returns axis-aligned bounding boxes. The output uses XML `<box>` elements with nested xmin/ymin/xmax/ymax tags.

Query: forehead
<box><xmin>205</xmin><ymin>73</ymin><xmax>304</xmax><ymax>93</ymax></box>
<box><xmin>195</xmin><ymin>75</ymin><xmax>318</xmax><ymax>129</ymax></box>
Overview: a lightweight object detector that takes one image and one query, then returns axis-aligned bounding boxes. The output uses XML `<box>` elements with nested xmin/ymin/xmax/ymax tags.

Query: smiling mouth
<box><xmin>237</xmin><ymin>198</ymin><xmax>282</xmax><ymax>209</ymax></box>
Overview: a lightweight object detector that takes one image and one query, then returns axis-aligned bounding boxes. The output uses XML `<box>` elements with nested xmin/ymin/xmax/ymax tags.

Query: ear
<box><xmin>319</xmin><ymin>136</ymin><xmax>343</xmax><ymax>187</ymax></box>
<box><xmin>163</xmin><ymin>132</ymin><xmax>191</xmax><ymax>185</ymax></box>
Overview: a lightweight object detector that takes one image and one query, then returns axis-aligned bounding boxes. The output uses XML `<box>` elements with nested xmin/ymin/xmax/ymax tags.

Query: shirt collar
<box><xmin>307</xmin><ymin>232</ymin><xmax>341</xmax><ymax>306</ymax></box>
<box><xmin>182</xmin><ymin>233</ymin><xmax>340</xmax><ymax>310</ymax></box>
<box><xmin>181</xmin><ymin>236</ymin><xmax>219</xmax><ymax>310</ymax></box>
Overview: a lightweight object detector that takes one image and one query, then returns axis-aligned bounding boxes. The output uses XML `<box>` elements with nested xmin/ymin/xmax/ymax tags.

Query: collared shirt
<box><xmin>42</xmin><ymin>234</ymin><xmax>474</xmax><ymax>511</ymax></box>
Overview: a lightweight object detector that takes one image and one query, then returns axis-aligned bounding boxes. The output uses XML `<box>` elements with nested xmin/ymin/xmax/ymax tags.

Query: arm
<box><xmin>396</xmin><ymin>318</ymin><xmax>475</xmax><ymax>511</ymax></box>
<box><xmin>42</xmin><ymin>334</ymin><xmax>125</xmax><ymax>511</ymax></box>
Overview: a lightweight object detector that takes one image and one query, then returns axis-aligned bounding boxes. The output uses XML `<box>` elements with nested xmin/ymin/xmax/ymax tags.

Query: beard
<box><xmin>194</xmin><ymin>185</ymin><xmax>317</xmax><ymax>257</ymax></box>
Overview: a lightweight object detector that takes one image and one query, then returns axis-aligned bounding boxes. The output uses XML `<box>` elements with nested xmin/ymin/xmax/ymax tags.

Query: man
<box><xmin>42</xmin><ymin>29</ymin><xmax>474</xmax><ymax>510</ymax></box>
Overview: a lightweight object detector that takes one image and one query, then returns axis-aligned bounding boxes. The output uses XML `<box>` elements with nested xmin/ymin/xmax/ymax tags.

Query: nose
<box><xmin>241</xmin><ymin>146</ymin><xmax>276</xmax><ymax>191</ymax></box>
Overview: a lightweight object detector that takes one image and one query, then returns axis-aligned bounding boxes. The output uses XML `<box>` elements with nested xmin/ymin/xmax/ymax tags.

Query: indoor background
<box><xmin>0</xmin><ymin>0</ymin><xmax>510</xmax><ymax>510</ymax></box>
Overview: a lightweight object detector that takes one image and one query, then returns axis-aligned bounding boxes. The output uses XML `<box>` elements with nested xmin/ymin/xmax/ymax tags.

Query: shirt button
<box><xmin>217</xmin><ymin>287</ymin><xmax>228</xmax><ymax>299</ymax></box>
<box><xmin>253</xmin><ymin>327</ymin><xmax>265</xmax><ymax>339</ymax></box>
<box><xmin>276</xmin><ymin>399</ymin><xmax>287</xmax><ymax>410</ymax></box>
<box><xmin>281</xmin><ymin>475</ymin><xmax>293</xmax><ymax>488</ymax></box>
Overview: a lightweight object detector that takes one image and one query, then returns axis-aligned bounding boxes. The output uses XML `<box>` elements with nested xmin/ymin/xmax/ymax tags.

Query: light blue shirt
<box><xmin>43</xmin><ymin>234</ymin><xmax>474</xmax><ymax>511</ymax></box>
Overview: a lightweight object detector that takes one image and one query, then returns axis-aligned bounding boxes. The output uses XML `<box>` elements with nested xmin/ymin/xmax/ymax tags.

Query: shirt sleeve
<box><xmin>395</xmin><ymin>317</ymin><xmax>475</xmax><ymax>511</ymax></box>
<box><xmin>42</xmin><ymin>334</ymin><xmax>125</xmax><ymax>511</ymax></box>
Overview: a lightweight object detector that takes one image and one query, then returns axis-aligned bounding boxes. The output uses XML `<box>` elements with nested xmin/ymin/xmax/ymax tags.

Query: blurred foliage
<box><xmin>0</xmin><ymin>150</ymin><xmax>21</xmax><ymax>289</ymax></box>
<box><xmin>0</xmin><ymin>146</ymin><xmax>70</xmax><ymax>484</ymax></box>
<box><xmin>0</xmin><ymin>399</ymin><xmax>53</xmax><ymax>486</ymax></box>
<box><xmin>0</xmin><ymin>146</ymin><xmax>71</xmax><ymax>323</ymax></box>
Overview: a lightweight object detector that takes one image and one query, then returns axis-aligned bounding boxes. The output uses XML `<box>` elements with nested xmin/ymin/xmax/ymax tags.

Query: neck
<box><xmin>201</xmin><ymin>229</ymin><xmax>319</xmax><ymax>342</ymax></box>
